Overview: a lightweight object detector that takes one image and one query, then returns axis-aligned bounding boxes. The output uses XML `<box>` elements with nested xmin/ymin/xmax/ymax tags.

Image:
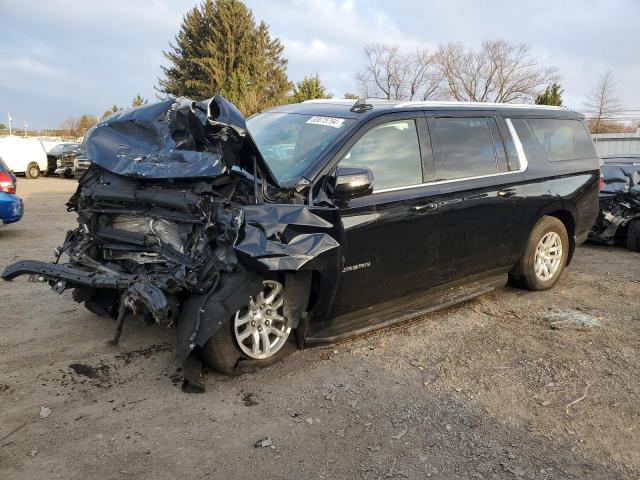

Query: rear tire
<box><xmin>510</xmin><ymin>215</ymin><xmax>569</xmax><ymax>291</ymax></box>
<box><xmin>627</xmin><ymin>219</ymin><xmax>640</xmax><ymax>252</ymax></box>
<box><xmin>201</xmin><ymin>279</ymin><xmax>296</xmax><ymax>375</ymax></box>
<box><xmin>25</xmin><ymin>162</ymin><xmax>40</xmax><ymax>179</ymax></box>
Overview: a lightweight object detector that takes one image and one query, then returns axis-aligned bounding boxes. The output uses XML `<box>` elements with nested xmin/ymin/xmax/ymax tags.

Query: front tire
<box><xmin>201</xmin><ymin>279</ymin><xmax>295</xmax><ymax>375</ymax></box>
<box><xmin>25</xmin><ymin>162</ymin><xmax>40</xmax><ymax>179</ymax></box>
<box><xmin>627</xmin><ymin>219</ymin><xmax>640</xmax><ymax>252</ymax></box>
<box><xmin>510</xmin><ymin>216</ymin><xmax>569</xmax><ymax>291</ymax></box>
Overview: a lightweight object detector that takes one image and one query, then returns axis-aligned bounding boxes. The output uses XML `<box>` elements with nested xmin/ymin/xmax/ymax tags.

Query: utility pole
<box><xmin>7</xmin><ymin>113</ymin><xmax>12</xmax><ymax>135</ymax></box>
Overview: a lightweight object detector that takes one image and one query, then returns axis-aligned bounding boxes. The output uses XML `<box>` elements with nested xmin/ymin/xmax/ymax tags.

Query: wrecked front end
<box><xmin>588</xmin><ymin>162</ymin><xmax>640</xmax><ymax>245</ymax></box>
<box><xmin>2</xmin><ymin>96</ymin><xmax>342</xmax><ymax>391</ymax></box>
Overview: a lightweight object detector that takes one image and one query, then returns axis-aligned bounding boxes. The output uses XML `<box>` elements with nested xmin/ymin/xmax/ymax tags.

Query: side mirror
<box><xmin>334</xmin><ymin>166</ymin><xmax>374</xmax><ymax>199</ymax></box>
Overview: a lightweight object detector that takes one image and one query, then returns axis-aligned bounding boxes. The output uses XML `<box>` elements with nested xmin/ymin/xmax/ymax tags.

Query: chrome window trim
<box><xmin>504</xmin><ymin>118</ymin><xmax>528</xmax><ymax>172</ymax></box>
<box><xmin>372</xmin><ymin>117</ymin><xmax>528</xmax><ymax>195</ymax></box>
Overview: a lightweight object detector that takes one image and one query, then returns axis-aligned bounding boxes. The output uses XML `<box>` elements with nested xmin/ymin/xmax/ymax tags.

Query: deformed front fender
<box><xmin>234</xmin><ymin>203</ymin><xmax>345</xmax><ymax>319</ymax></box>
<box><xmin>177</xmin><ymin>204</ymin><xmax>346</xmax><ymax>390</ymax></box>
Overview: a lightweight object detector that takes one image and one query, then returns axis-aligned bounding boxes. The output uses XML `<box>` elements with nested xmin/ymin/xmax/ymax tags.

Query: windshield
<box><xmin>50</xmin><ymin>144</ymin><xmax>77</xmax><ymax>155</ymax></box>
<box><xmin>247</xmin><ymin>112</ymin><xmax>354</xmax><ymax>183</ymax></box>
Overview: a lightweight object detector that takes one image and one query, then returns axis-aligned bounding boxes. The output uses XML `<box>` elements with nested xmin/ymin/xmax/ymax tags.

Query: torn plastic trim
<box><xmin>2</xmin><ymin>260</ymin><xmax>172</xmax><ymax>321</ymax></box>
<box><xmin>176</xmin><ymin>271</ymin><xmax>263</xmax><ymax>391</ymax></box>
<box><xmin>2</xmin><ymin>260</ymin><xmax>138</xmax><ymax>289</ymax></box>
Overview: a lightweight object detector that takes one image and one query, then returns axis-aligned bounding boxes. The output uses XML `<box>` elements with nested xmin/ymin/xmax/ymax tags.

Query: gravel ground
<box><xmin>1</xmin><ymin>178</ymin><xmax>639</xmax><ymax>480</ymax></box>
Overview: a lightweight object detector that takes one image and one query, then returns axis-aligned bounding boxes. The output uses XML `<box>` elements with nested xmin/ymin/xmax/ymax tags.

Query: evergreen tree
<box><xmin>102</xmin><ymin>104</ymin><xmax>120</xmax><ymax>120</ymax></box>
<box><xmin>158</xmin><ymin>0</ymin><xmax>291</xmax><ymax>114</ymax></box>
<box><xmin>131</xmin><ymin>94</ymin><xmax>148</xmax><ymax>107</ymax></box>
<box><xmin>535</xmin><ymin>83</ymin><xmax>563</xmax><ymax>106</ymax></box>
<box><xmin>78</xmin><ymin>115</ymin><xmax>96</xmax><ymax>131</ymax></box>
<box><xmin>288</xmin><ymin>74</ymin><xmax>332</xmax><ymax>103</ymax></box>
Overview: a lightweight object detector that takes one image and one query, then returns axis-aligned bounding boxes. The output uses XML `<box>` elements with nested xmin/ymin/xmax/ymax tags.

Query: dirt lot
<box><xmin>1</xmin><ymin>178</ymin><xmax>639</xmax><ymax>480</ymax></box>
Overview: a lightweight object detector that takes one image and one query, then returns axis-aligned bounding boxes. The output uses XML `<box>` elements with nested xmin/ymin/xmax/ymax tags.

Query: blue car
<box><xmin>0</xmin><ymin>156</ymin><xmax>24</xmax><ymax>225</ymax></box>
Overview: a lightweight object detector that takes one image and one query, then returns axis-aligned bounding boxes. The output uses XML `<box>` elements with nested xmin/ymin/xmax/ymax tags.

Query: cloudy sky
<box><xmin>1</xmin><ymin>0</ymin><xmax>639</xmax><ymax>129</ymax></box>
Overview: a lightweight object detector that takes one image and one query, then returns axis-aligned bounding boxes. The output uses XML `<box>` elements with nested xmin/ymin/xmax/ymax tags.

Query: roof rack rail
<box><xmin>394</xmin><ymin>100</ymin><xmax>570</xmax><ymax>111</ymax></box>
<box><xmin>350</xmin><ymin>98</ymin><xmax>373</xmax><ymax>113</ymax></box>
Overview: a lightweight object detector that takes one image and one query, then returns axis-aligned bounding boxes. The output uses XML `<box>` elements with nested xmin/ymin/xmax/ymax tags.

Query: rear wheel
<box><xmin>627</xmin><ymin>219</ymin><xmax>640</xmax><ymax>252</ymax></box>
<box><xmin>25</xmin><ymin>162</ymin><xmax>40</xmax><ymax>179</ymax></box>
<box><xmin>510</xmin><ymin>216</ymin><xmax>569</xmax><ymax>291</ymax></box>
<box><xmin>201</xmin><ymin>279</ymin><xmax>295</xmax><ymax>375</ymax></box>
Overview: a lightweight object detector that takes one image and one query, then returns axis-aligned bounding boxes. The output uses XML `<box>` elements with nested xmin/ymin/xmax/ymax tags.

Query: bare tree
<box><xmin>60</xmin><ymin>117</ymin><xmax>81</xmax><ymax>136</ymax></box>
<box><xmin>356</xmin><ymin>44</ymin><xmax>442</xmax><ymax>101</ymax></box>
<box><xmin>435</xmin><ymin>40</ymin><xmax>558</xmax><ymax>103</ymax></box>
<box><xmin>583</xmin><ymin>71</ymin><xmax>623</xmax><ymax>133</ymax></box>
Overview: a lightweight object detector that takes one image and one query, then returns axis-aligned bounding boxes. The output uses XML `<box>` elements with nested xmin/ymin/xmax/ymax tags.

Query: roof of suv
<box><xmin>602</xmin><ymin>155</ymin><xmax>640</xmax><ymax>164</ymax></box>
<box><xmin>267</xmin><ymin>99</ymin><xmax>583</xmax><ymax>121</ymax></box>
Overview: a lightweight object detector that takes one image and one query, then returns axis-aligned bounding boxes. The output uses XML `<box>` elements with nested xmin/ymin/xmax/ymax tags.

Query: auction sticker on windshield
<box><xmin>306</xmin><ymin>116</ymin><xmax>346</xmax><ymax>128</ymax></box>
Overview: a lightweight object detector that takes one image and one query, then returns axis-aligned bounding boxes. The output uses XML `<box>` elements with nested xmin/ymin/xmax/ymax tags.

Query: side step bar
<box><xmin>306</xmin><ymin>273</ymin><xmax>508</xmax><ymax>344</ymax></box>
<box><xmin>1</xmin><ymin>260</ymin><xmax>137</xmax><ymax>289</ymax></box>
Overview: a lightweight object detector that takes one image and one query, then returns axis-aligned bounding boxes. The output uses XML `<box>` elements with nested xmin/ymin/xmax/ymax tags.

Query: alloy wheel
<box><xmin>233</xmin><ymin>280</ymin><xmax>290</xmax><ymax>359</ymax></box>
<box><xmin>534</xmin><ymin>232</ymin><xmax>563</xmax><ymax>281</ymax></box>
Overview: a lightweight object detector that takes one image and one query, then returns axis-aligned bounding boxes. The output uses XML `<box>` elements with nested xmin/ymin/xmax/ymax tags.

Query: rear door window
<box><xmin>526</xmin><ymin>119</ymin><xmax>596</xmax><ymax>161</ymax></box>
<box><xmin>430</xmin><ymin>117</ymin><xmax>498</xmax><ymax>181</ymax></box>
<box><xmin>341</xmin><ymin>119</ymin><xmax>423</xmax><ymax>190</ymax></box>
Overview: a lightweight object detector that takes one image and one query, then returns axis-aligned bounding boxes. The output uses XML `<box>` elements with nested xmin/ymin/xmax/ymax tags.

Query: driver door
<box><xmin>329</xmin><ymin>113</ymin><xmax>440</xmax><ymax>316</ymax></box>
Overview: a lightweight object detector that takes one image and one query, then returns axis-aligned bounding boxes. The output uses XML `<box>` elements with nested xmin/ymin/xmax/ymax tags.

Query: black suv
<box><xmin>2</xmin><ymin>96</ymin><xmax>600</xmax><ymax>390</ymax></box>
<box><xmin>47</xmin><ymin>142</ymin><xmax>81</xmax><ymax>176</ymax></box>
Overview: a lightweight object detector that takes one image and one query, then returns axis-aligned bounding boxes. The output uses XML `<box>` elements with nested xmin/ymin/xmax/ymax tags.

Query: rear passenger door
<box><xmin>425</xmin><ymin>112</ymin><xmax>526</xmax><ymax>283</ymax></box>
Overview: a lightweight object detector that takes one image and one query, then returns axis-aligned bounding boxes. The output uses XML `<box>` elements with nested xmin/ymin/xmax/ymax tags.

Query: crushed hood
<box><xmin>83</xmin><ymin>95</ymin><xmax>278</xmax><ymax>186</ymax></box>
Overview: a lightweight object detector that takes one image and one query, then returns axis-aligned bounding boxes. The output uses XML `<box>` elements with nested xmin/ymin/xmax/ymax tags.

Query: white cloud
<box><xmin>0</xmin><ymin>0</ymin><xmax>638</xmax><ymax>126</ymax></box>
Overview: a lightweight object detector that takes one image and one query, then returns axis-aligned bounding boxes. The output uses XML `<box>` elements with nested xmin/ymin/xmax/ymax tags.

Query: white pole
<box><xmin>7</xmin><ymin>113</ymin><xmax>12</xmax><ymax>135</ymax></box>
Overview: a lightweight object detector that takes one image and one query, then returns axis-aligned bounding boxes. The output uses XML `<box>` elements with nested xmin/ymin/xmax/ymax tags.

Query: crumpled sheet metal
<box><xmin>600</xmin><ymin>164</ymin><xmax>640</xmax><ymax>197</ymax></box>
<box><xmin>590</xmin><ymin>163</ymin><xmax>640</xmax><ymax>243</ymax></box>
<box><xmin>234</xmin><ymin>204</ymin><xmax>341</xmax><ymax>271</ymax></box>
<box><xmin>82</xmin><ymin>95</ymin><xmax>276</xmax><ymax>183</ymax></box>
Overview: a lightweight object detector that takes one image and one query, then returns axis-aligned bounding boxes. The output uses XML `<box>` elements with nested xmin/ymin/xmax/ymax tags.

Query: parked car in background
<box><xmin>589</xmin><ymin>155</ymin><xmax>640</xmax><ymax>251</ymax></box>
<box><xmin>72</xmin><ymin>155</ymin><xmax>91</xmax><ymax>177</ymax></box>
<box><xmin>0</xmin><ymin>156</ymin><xmax>24</xmax><ymax>225</ymax></box>
<box><xmin>0</xmin><ymin>136</ymin><xmax>48</xmax><ymax>179</ymax></box>
<box><xmin>47</xmin><ymin>142</ymin><xmax>81</xmax><ymax>176</ymax></box>
<box><xmin>2</xmin><ymin>96</ymin><xmax>600</xmax><ymax>390</ymax></box>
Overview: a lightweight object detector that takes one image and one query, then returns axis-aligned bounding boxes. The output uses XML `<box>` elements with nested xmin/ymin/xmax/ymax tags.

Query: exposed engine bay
<box><xmin>589</xmin><ymin>160</ymin><xmax>640</xmax><ymax>246</ymax></box>
<box><xmin>2</xmin><ymin>95</ymin><xmax>342</xmax><ymax>391</ymax></box>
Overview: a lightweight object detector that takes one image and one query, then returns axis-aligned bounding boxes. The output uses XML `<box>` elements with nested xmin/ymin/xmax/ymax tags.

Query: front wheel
<box><xmin>25</xmin><ymin>162</ymin><xmax>40</xmax><ymax>179</ymax></box>
<box><xmin>201</xmin><ymin>279</ymin><xmax>295</xmax><ymax>375</ymax></box>
<box><xmin>510</xmin><ymin>216</ymin><xmax>569</xmax><ymax>291</ymax></box>
<box><xmin>627</xmin><ymin>219</ymin><xmax>640</xmax><ymax>252</ymax></box>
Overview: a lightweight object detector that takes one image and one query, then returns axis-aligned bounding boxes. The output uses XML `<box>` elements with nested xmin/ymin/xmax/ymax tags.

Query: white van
<box><xmin>0</xmin><ymin>136</ymin><xmax>48</xmax><ymax>179</ymax></box>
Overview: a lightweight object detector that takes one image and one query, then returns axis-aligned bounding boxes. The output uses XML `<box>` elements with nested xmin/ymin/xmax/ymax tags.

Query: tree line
<box><xmin>44</xmin><ymin>0</ymin><xmax>635</xmax><ymax>136</ymax></box>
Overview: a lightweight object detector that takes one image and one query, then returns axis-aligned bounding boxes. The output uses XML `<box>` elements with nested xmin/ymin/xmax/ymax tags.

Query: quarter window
<box><xmin>341</xmin><ymin>120</ymin><xmax>423</xmax><ymax>190</ymax></box>
<box><xmin>526</xmin><ymin>119</ymin><xmax>596</xmax><ymax>161</ymax></box>
<box><xmin>430</xmin><ymin>117</ymin><xmax>498</xmax><ymax>181</ymax></box>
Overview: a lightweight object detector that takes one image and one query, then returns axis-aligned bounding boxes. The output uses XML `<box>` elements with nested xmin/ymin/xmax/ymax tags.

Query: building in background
<box><xmin>592</xmin><ymin>132</ymin><xmax>640</xmax><ymax>156</ymax></box>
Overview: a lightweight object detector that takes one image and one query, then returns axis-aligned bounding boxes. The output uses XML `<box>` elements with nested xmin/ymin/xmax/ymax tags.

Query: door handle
<box><xmin>410</xmin><ymin>202</ymin><xmax>438</xmax><ymax>212</ymax></box>
<box><xmin>497</xmin><ymin>190</ymin><xmax>516</xmax><ymax>199</ymax></box>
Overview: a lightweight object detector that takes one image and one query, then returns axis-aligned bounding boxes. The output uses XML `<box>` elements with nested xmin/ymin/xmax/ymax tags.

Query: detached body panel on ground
<box><xmin>1</xmin><ymin>96</ymin><xmax>600</xmax><ymax>389</ymax></box>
